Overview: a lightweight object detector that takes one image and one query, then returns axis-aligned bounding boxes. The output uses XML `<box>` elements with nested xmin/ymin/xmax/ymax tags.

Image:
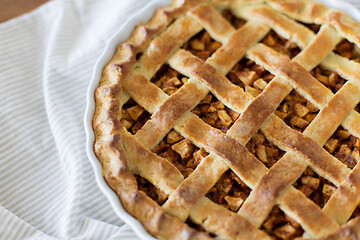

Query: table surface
<box><xmin>0</xmin><ymin>0</ymin><xmax>48</xmax><ymax>23</ymax></box>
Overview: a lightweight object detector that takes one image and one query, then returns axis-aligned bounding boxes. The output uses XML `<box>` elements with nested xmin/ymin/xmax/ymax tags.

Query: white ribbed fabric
<box><xmin>0</xmin><ymin>0</ymin><xmax>166</xmax><ymax>239</ymax></box>
<box><xmin>0</xmin><ymin>0</ymin><xmax>359</xmax><ymax>239</ymax></box>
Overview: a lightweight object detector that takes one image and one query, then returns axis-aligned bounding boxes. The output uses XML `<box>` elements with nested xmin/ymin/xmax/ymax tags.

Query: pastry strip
<box><xmin>93</xmin><ymin>0</ymin><xmax>360</xmax><ymax>239</ymax></box>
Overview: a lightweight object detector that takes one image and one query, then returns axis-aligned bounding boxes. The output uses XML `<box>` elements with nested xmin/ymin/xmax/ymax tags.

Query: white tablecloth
<box><xmin>0</xmin><ymin>0</ymin><xmax>359</xmax><ymax>239</ymax></box>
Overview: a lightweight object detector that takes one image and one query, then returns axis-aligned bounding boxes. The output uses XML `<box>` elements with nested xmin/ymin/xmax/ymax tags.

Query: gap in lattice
<box><xmin>334</xmin><ymin>39</ymin><xmax>360</xmax><ymax>61</ymax></box>
<box><xmin>121</xmin><ymin>98</ymin><xmax>151</xmax><ymax>135</ymax></box>
<box><xmin>246</xmin><ymin>130</ymin><xmax>286</xmax><ymax>169</ymax></box>
<box><xmin>275</xmin><ymin>90</ymin><xmax>319</xmax><ymax>133</ymax></box>
<box><xmin>150</xmin><ymin>64</ymin><xmax>188</xmax><ymax>96</ymax></box>
<box><xmin>151</xmin><ymin>29</ymin><xmax>223</xmax><ymax>96</ymax></box>
<box><xmin>192</xmin><ymin>93</ymin><xmax>239</xmax><ymax>133</ymax></box>
<box><xmin>185</xmin><ymin>218</ymin><xmax>218</xmax><ymax>238</ymax></box>
<box><xmin>296</xmin><ymin>21</ymin><xmax>321</xmax><ymax>34</ymax></box>
<box><xmin>260</xmin><ymin>30</ymin><xmax>301</xmax><ymax>59</ymax></box>
<box><xmin>310</xmin><ymin>65</ymin><xmax>346</xmax><ymax>94</ymax></box>
<box><xmin>221</xmin><ymin>9</ymin><xmax>247</xmax><ymax>29</ymax></box>
<box><xmin>226</xmin><ymin>57</ymin><xmax>275</xmax><ymax>97</ymax></box>
<box><xmin>350</xmin><ymin>206</ymin><xmax>360</xmax><ymax>221</ymax></box>
<box><xmin>323</xmin><ymin>126</ymin><xmax>360</xmax><ymax>170</ymax></box>
<box><xmin>206</xmin><ymin>169</ymin><xmax>251</xmax><ymax>213</ymax></box>
<box><xmin>182</xmin><ymin>30</ymin><xmax>222</xmax><ymax>61</ymax></box>
<box><xmin>135</xmin><ymin>175</ymin><xmax>169</xmax><ymax>205</ymax></box>
<box><xmin>261</xmin><ymin>205</ymin><xmax>304</xmax><ymax>240</ymax></box>
<box><xmin>293</xmin><ymin>167</ymin><xmax>337</xmax><ymax>209</ymax></box>
<box><xmin>152</xmin><ymin>129</ymin><xmax>209</xmax><ymax>178</ymax></box>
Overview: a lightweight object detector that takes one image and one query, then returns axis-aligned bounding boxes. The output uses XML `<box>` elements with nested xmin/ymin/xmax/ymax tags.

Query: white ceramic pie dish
<box><xmin>84</xmin><ymin>1</ymin><xmax>360</xmax><ymax>239</ymax></box>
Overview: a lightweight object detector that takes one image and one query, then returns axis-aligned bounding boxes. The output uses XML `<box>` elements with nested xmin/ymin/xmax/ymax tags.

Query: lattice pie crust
<box><xmin>93</xmin><ymin>0</ymin><xmax>360</xmax><ymax>239</ymax></box>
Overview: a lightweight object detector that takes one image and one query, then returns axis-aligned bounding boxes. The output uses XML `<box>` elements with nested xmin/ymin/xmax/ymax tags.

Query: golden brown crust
<box><xmin>176</xmin><ymin>113</ymin><xmax>268</xmax><ymax>186</ymax></box>
<box><xmin>279</xmin><ymin>188</ymin><xmax>338</xmax><ymax>238</ymax></box>
<box><xmin>92</xmin><ymin>0</ymin><xmax>360</xmax><ymax>239</ymax></box>
<box><xmin>231</xmin><ymin>78</ymin><xmax>292</xmax><ymax>145</ymax></box>
<box><xmin>324</xmin><ymin>163</ymin><xmax>360</xmax><ymax>225</ymax></box>
<box><xmin>124</xmin><ymin>74</ymin><xmax>168</xmax><ymax>113</ymax></box>
<box><xmin>188</xmin><ymin>4</ymin><xmax>235</xmax><ymax>43</ymax></box>
<box><xmin>299</xmin><ymin>217</ymin><xmax>360</xmax><ymax>240</ymax></box>
<box><xmin>293</xmin><ymin>25</ymin><xmax>342</xmax><ymax>70</ymax></box>
<box><xmin>137</xmin><ymin>16</ymin><xmax>202</xmax><ymax>79</ymax></box>
<box><xmin>261</xmin><ymin>115</ymin><xmax>350</xmax><ymax>186</ymax></box>
<box><xmin>122</xmin><ymin>131</ymin><xmax>184</xmax><ymax>193</ymax></box>
<box><xmin>248</xmin><ymin>44</ymin><xmax>332</xmax><ymax>108</ymax></box>
<box><xmin>93</xmin><ymin>1</ymin><xmax>222</xmax><ymax>239</ymax></box>
<box><xmin>267</xmin><ymin>0</ymin><xmax>360</xmax><ymax>47</ymax></box>
<box><xmin>169</xmin><ymin>49</ymin><xmax>252</xmax><ymax>112</ymax></box>
<box><xmin>207</xmin><ymin>20</ymin><xmax>270</xmax><ymax>74</ymax></box>
<box><xmin>163</xmin><ymin>155</ymin><xmax>228</xmax><ymax>221</ymax></box>
<box><xmin>135</xmin><ymin>80</ymin><xmax>208</xmax><ymax>149</ymax></box>
<box><xmin>190</xmin><ymin>198</ymin><xmax>271</xmax><ymax>240</ymax></box>
<box><xmin>304</xmin><ymin>83</ymin><xmax>360</xmax><ymax>145</ymax></box>
<box><xmin>238</xmin><ymin>154</ymin><xmax>306</xmax><ymax>227</ymax></box>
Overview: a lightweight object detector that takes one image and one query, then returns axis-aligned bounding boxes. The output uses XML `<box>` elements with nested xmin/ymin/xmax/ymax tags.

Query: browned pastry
<box><xmin>92</xmin><ymin>0</ymin><xmax>360</xmax><ymax>239</ymax></box>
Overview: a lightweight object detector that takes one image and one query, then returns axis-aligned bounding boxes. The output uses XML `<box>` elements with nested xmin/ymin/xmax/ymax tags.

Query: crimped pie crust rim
<box><xmin>85</xmin><ymin>1</ymin><xmax>171</xmax><ymax>239</ymax></box>
<box><xmin>86</xmin><ymin>0</ymin><xmax>360</xmax><ymax>239</ymax></box>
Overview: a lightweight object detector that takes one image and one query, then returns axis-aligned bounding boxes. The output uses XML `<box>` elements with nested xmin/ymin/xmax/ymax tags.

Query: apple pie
<box><xmin>93</xmin><ymin>0</ymin><xmax>360</xmax><ymax>239</ymax></box>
